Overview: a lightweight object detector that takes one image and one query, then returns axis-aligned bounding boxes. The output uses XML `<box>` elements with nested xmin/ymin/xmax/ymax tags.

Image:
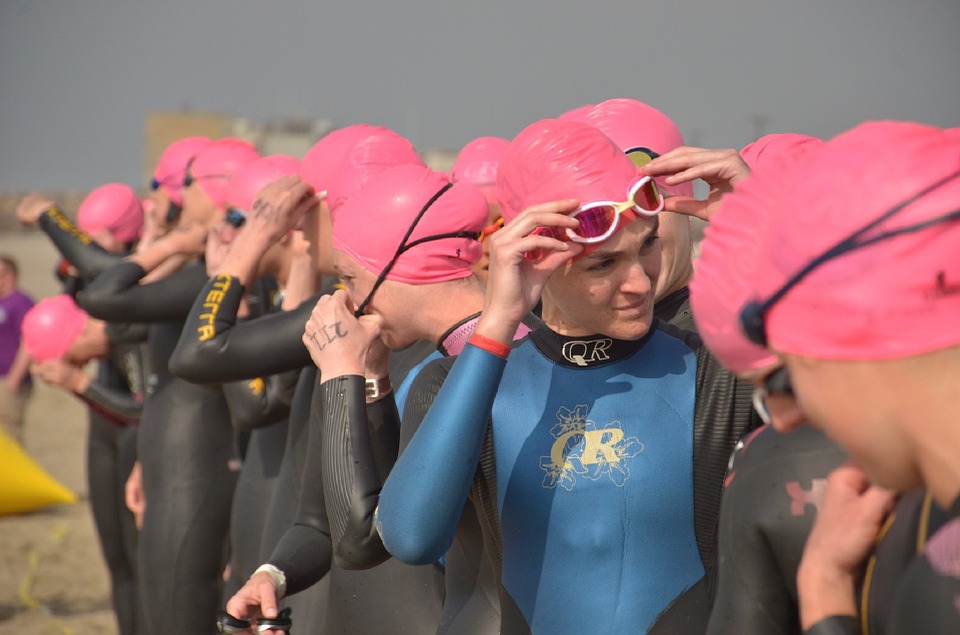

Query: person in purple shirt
<box><xmin>0</xmin><ymin>255</ymin><xmax>35</xmax><ymax>444</ymax></box>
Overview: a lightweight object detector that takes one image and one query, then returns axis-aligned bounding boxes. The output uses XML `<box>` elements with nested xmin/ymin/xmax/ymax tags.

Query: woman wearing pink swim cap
<box><xmin>374</xmin><ymin>118</ymin><xmax>760</xmax><ymax>634</ymax></box>
<box><xmin>231</xmin><ymin>163</ymin><xmax>508</xmax><ymax>634</ymax></box>
<box><xmin>701</xmin><ymin>121</ymin><xmax>960</xmax><ymax>635</ymax></box>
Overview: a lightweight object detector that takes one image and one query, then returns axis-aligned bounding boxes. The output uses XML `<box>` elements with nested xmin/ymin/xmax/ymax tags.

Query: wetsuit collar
<box><xmin>438</xmin><ymin>312</ymin><xmax>535</xmax><ymax>357</ymax></box>
<box><xmin>653</xmin><ymin>287</ymin><xmax>691</xmax><ymax>327</ymax></box>
<box><xmin>530</xmin><ymin>322</ymin><xmax>658</xmax><ymax>368</ymax></box>
<box><xmin>438</xmin><ymin>313</ymin><xmax>482</xmax><ymax>356</ymax></box>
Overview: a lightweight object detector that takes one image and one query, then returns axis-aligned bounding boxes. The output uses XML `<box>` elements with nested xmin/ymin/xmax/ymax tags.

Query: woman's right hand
<box><xmin>475</xmin><ymin>199</ymin><xmax>583</xmax><ymax>343</ymax></box>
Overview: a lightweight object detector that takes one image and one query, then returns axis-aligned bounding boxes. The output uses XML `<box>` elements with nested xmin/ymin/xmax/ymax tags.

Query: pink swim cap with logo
<box><xmin>324</xmin><ymin>127</ymin><xmax>425</xmax><ymax>217</ymax></box>
<box><xmin>22</xmin><ymin>295</ymin><xmax>89</xmax><ymax>361</ymax></box>
<box><xmin>333</xmin><ymin>164</ymin><xmax>488</xmax><ymax>284</ymax></box>
<box><xmin>450</xmin><ymin>137</ymin><xmax>510</xmax><ymax>206</ymax></box>
<box><xmin>225</xmin><ymin>155</ymin><xmax>301</xmax><ymax>212</ymax></box>
<box><xmin>189</xmin><ymin>138</ymin><xmax>260</xmax><ymax>210</ymax></box>
<box><xmin>753</xmin><ymin>121</ymin><xmax>960</xmax><ymax>360</ymax></box>
<box><xmin>496</xmin><ymin>118</ymin><xmax>640</xmax><ymax>224</ymax></box>
<box><xmin>153</xmin><ymin>137</ymin><xmax>214</xmax><ymax>207</ymax></box>
<box><xmin>581</xmin><ymin>98</ymin><xmax>694</xmax><ymax>199</ymax></box>
<box><xmin>77</xmin><ymin>183</ymin><xmax>144</xmax><ymax>243</ymax></box>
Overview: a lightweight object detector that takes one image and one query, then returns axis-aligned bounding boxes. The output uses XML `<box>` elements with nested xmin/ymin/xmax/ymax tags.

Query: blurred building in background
<box><xmin>0</xmin><ymin>109</ymin><xmax>458</xmax><ymax>229</ymax></box>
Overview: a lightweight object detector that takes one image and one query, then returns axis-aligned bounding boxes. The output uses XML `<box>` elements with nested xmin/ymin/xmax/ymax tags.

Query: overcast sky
<box><xmin>1</xmin><ymin>0</ymin><xmax>958</xmax><ymax>190</ymax></box>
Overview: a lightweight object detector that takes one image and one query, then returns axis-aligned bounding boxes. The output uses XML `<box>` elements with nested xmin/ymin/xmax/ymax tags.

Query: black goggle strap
<box><xmin>352</xmin><ymin>182</ymin><xmax>455</xmax><ymax>318</ymax></box>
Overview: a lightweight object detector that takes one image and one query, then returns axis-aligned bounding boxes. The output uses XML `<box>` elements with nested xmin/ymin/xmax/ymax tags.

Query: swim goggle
<box><xmin>225</xmin><ymin>207</ymin><xmax>247</xmax><ymax>228</ymax></box>
<box><xmin>532</xmin><ymin>175</ymin><xmax>664</xmax><ymax>245</ymax></box>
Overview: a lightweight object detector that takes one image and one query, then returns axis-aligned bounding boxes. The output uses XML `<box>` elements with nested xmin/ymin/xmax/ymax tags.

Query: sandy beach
<box><xmin>0</xmin><ymin>229</ymin><xmax>115</xmax><ymax>635</ymax></box>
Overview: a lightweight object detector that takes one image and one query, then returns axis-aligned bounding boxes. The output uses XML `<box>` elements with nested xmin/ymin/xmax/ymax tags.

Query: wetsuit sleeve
<box><xmin>803</xmin><ymin>617</ymin><xmax>858</xmax><ymax>635</ymax></box>
<box><xmin>78</xmin><ymin>383</ymin><xmax>141</xmax><ymax>425</ymax></box>
<box><xmin>317</xmin><ymin>375</ymin><xmax>401</xmax><ymax>569</ymax></box>
<box><xmin>222</xmin><ymin>372</ymin><xmax>296</xmax><ymax>433</ymax></box>
<box><xmin>77</xmin><ymin>341</ymin><xmax>147</xmax><ymax>426</ymax></box>
<box><xmin>38</xmin><ymin>208</ymin><xmax>124</xmax><ymax>281</ymax></box>
<box><xmin>168</xmin><ymin>274</ymin><xmax>316</xmax><ymax>383</ymax></box>
<box><xmin>265</xmin><ymin>376</ymin><xmax>335</xmax><ymax>596</ymax></box>
<box><xmin>376</xmin><ymin>345</ymin><xmax>506</xmax><ymax>565</ymax></box>
<box><xmin>77</xmin><ymin>260</ymin><xmax>208</xmax><ymax>323</ymax></box>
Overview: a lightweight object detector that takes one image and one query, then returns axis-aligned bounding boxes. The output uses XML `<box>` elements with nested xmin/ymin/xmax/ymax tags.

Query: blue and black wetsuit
<box><xmin>377</xmin><ymin>321</ymin><xmax>759</xmax><ymax>634</ymax></box>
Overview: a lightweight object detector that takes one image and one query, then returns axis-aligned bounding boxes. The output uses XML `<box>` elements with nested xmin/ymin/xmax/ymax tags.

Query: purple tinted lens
<box><xmin>574</xmin><ymin>206</ymin><xmax>616</xmax><ymax>239</ymax></box>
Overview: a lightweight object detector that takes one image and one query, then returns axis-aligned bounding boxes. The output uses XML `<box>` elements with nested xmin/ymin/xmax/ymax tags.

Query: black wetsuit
<box><xmin>710</xmin><ymin>421</ymin><xmax>960</xmax><ymax>635</ymax></box>
<box><xmin>78</xmin><ymin>259</ymin><xmax>237</xmax><ymax>635</ymax></box>
<box><xmin>312</xmin><ymin>314</ymin><xmax>543</xmax><ymax>634</ymax></box>
<box><xmin>654</xmin><ymin>287</ymin><xmax>695</xmax><ymax>331</ymax></box>
<box><xmin>169</xmin><ymin>275</ymin><xmax>333</xmax><ymax>632</ymax></box>
<box><xmin>257</xmin><ymin>333</ymin><xmax>457</xmax><ymax>634</ymax></box>
<box><xmin>36</xmin><ymin>209</ymin><xmax>145</xmax><ymax>635</ymax></box>
<box><xmin>707</xmin><ymin>424</ymin><xmax>848</xmax><ymax>635</ymax></box>
<box><xmin>805</xmin><ymin>491</ymin><xmax>960</xmax><ymax>635</ymax></box>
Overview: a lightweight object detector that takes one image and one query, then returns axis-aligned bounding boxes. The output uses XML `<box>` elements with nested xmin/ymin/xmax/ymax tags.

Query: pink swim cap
<box><xmin>189</xmin><ymin>138</ymin><xmax>260</xmax><ymax>210</ymax></box>
<box><xmin>450</xmin><ymin>137</ymin><xmax>510</xmax><ymax>206</ymax></box>
<box><xmin>690</xmin><ymin>160</ymin><xmax>804</xmax><ymax>373</ymax></box>
<box><xmin>497</xmin><ymin>118</ymin><xmax>639</xmax><ymax>224</ymax></box>
<box><xmin>740</xmin><ymin>133</ymin><xmax>823</xmax><ymax>171</ymax></box>
<box><xmin>581</xmin><ymin>98</ymin><xmax>694</xmax><ymax>199</ymax></box>
<box><xmin>22</xmin><ymin>295</ymin><xmax>89</xmax><ymax>362</ymax></box>
<box><xmin>755</xmin><ymin>121</ymin><xmax>960</xmax><ymax>360</ymax></box>
<box><xmin>325</xmin><ymin>127</ymin><xmax>424</xmax><ymax>216</ymax></box>
<box><xmin>333</xmin><ymin>164</ymin><xmax>488</xmax><ymax>284</ymax></box>
<box><xmin>77</xmin><ymin>183</ymin><xmax>144</xmax><ymax>243</ymax></box>
<box><xmin>153</xmin><ymin>137</ymin><xmax>214</xmax><ymax>207</ymax></box>
<box><xmin>301</xmin><ymin>125</ymin><xmax>392</xmax><ymax>193</ymax></box>
<box><xmin>224</xmin><ymin>155</ymin><xmax>301</xmax><ymax>212</ymax></box>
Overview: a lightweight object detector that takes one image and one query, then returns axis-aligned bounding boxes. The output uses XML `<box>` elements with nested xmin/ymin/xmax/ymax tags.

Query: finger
<box><xmin>258</xmin><ymin>582</ymin><xmax>279</xmax><ymax>618</ymax></box>
<box><xmin>662</xmin><ymin>197</ymin><xmax>709</xmax><ymax>220</ymax></box>
<box><xmin>662</xmin><ymin>157</ymin><xmax>748</xmax><ymax>187</ymax></box>
<box><xmin>644</xmin><ymin>147</ymin><xmax>738</xmax><ymax>176</ymax></box>
<box><xmin>225</xmin><ymin>590</ymin><xmax>258</xmax><ymax>620</ymax></box>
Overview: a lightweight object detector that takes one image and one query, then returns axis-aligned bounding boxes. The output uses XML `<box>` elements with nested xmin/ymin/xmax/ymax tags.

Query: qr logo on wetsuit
<box><xmin>540</xmin><ymin>404</ymin><xmax>644</xmax><ymax>491</ymax></box>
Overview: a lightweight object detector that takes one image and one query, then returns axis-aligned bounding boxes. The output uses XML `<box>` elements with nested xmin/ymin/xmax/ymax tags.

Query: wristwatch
<box><xmin>365</xmin><ymin>376</ymin><xmax>392</xmax><ymax>401</ymax></box>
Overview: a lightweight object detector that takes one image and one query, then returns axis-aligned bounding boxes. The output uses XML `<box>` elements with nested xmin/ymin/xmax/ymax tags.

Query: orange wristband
<box><xmin>468</xmin><ymin>333</ymin><xmax>512</xmax><ymax>359</ymax></box>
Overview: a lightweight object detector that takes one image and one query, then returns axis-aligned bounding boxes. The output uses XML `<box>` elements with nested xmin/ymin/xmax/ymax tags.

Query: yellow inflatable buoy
<box><xmin>0</xmin><ymin>428</ymin><xmax>75</xmax><ymax>515</ymax></box>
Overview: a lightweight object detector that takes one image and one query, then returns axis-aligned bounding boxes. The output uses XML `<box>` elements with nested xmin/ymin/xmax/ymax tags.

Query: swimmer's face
<box><xmin>541</xmin><ymin>217</ymin><xmax>661</xmax><ymax>340</ymax></box>
<box><xmin>780</xmin><ymin>353</ymin><xmax>922</xmax><ymax>493</ymax></box>
<box><xmin>180</xmin><ymin>181</ymin><xmax>220</xmax><ymax>227</ymax></box>
<box><xmin>332</xmin><ymin>249</ymin><xmax>412</xmax><ymax>349</ymax></box>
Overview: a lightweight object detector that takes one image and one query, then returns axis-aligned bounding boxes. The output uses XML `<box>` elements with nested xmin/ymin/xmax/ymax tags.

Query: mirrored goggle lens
<box><xmin>631</xmin><ymin>179</ymin><xmax>663</xmax><ymax>213</ymax></box>
<box><xmin>571</xmin><ymin>205</ymin><xmax>617</xmax><ymax>241</ymax></box>
<box><xmin>225</xmin><ymin>208</ymin><xmax>247</xmax><ymax>228</ymax></box>
<box><xmin>532</xmin><ymin>224</ymin><xmax>571</xmax><ymax>242</ymax></box>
